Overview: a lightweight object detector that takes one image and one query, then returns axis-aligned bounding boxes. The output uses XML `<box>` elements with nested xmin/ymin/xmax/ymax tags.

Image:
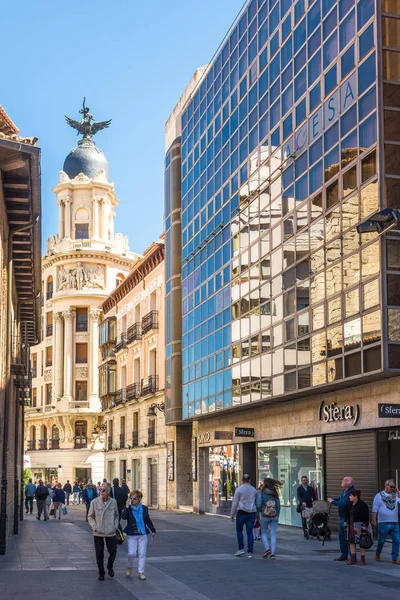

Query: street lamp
<box><xmin>356</xmin><ymin>208</ymin><xmax>400</xmax><ymax>236</ymax></box>
<box><xmin>92</xmin><ymin>423</ymin><xmax>107</xmax><ymax>436</ymax></box>
<box><xmin>147</xmin><ymin>402</ymin><xmax>165</xmax><ymax>417</ymax></box>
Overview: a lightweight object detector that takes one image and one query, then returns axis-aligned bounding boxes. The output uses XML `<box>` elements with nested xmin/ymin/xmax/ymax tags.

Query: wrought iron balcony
<box><xmin>50</xmin><ymin>438</ymin><xmax>59</xmax><ymax>449</ymax></box>
<box><xmin>119</xmin><ymin>434</ymin><xmax>125</xmax><ymax>449</ymax></box>
<box><xmin>38</xmin><ymin>439</ymin><xmax>47</xmax><ymax>450</ymax></box>
<box><xmin>132</xmin><ymin>431</ymin><xmax>139</xmax><ymax>447</ymax></box>
<box><xmin>115</xmin><ymin>388</ymin><xmax>127</xmax><ymax>405</ymax></box>
<box><xmin>115</xmin><ymin>333</ymin><xmax>128</xmax><ymax>352</ymax></box>
<box><xmin>31</xmin><ymin>367</ymin><xmax>37</xmax><ymax>378</ymax></box>
<box><xmin>141</xmin><ymin>375</ymin><xmax>159</xmax><ymax>396</ymax></box>
<box><xmin>127</xmin><ymin>322</ymin><xmax>142</xmax><ymax>343</ymax></box>
<box><xmin>107</xmin><ymin>435</ymin><xmax>113</xmax><ymax>451</ymax></box>
<box><xmin>27</xmin><ymin>440</ymin><xmax>36</xmax><ymax>451</ymax></box>
<box><xmin>45</xmin><ymin>360</ymin><xmax>52</xmax><ymax>367</ymax></box>
<box><xmin>46</xmin><ymin>290</ymin><xmax>53</xmax><ymax>300</ymax></box>
<box><xmin>76</xmin><ymin>357</ymin><xmax>87</xmax><ymax>364</ymax></box>
<box><xmin>141</xmin><ymin>310</ymin><xmax>158</xmax><ymax>335</ymax></box>
<box><xmin>148</xmin><ymin>428</ymin><xmax>155</xmax><ymax>446</ymax></box>
<box><xmin>46</xmin><ymin>324</ymin><xmax>53</xmax><ymax>337</ymax></box>
<box><xmin>126</xmin><ymin>383</ymin><xmax>141</xmax><ymax>401</ymax></box>
<box><xmin>76</xmin><ymin>321</ymin><xmax>88</xmax><ymax>332</ymax></box>
<box><xmin>74</xmin><ymin>436</ymin><xmax>87</xmax><ymax>449</ymax></box>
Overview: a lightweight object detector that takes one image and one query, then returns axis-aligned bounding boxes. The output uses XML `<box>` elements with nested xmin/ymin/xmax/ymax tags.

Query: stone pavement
<box><xmin>1</xmin><ymin>503</ymin><xmax>400</xmax><ymax>599</ymax></box>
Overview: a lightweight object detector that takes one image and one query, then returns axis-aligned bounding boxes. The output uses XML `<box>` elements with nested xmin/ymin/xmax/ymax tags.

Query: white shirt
<box><xmin>230</xmin><ymin>483</ymin><xmax>257</xmax><ymax>516</ymax></box>
<box><xmin>372</xmin><ymin>491</ymin><xmax>400</xmax><ymax>523</ymax></box>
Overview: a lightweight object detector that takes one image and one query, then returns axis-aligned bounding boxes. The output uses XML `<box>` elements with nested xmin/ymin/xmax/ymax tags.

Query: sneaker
<box><xmin>263</xmin><ymin>550</ymin><xmax>272</xmax><ymax>558</ymax></box>
<box><xmin>108</xmin><ymin>568</ymin><xmax>114</xmax><ymax>578</ymax></box>
<box><xmin>269</xmin><ymin>554</ymin><xmax>276</xmax><ymax>559</ymax></box>
<box><xmin>375</xmin><ymin>555</ymin><xmax>380</xmax><ymax>562</ymax></box>
<box><xmin>36</xmin><ymin>516</ymin><xmax>40</xmax><ymax>520</ymax></box>
<box><xmin>247</xmin><ymin>553</ymin><xmax>253</xmax><ymax>559</ymax></box>
<box><xmin>138</xmin><ymin>573</ymin><xmax>146</xmax><ymax>580</ymax></box>
<box><xmin>235</xmin><ymin>549</ymin><xmax>245</xmax><ymax>557</ymax></box>
<box><xmin>126</xmin><ymin>568</ymin><xmax>132</xmax><ymax>577</ymax></box>
<box><xmin>98</xmin><ymin>574</ymin><xmax>105</xmax><ymax>581</ymax></box>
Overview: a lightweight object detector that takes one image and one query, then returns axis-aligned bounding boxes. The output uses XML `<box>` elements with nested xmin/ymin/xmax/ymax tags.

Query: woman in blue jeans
<box><xmin>256</xmin><ymin>478</ymin><xmax>282</xmax><ymax>559</ymax></box>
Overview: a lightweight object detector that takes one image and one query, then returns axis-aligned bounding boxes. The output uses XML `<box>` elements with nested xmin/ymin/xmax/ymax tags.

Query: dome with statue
<box><xmin>63</xmin><ymin>99</ymin><xmax>111</xmax><ymax>180</ymax></box>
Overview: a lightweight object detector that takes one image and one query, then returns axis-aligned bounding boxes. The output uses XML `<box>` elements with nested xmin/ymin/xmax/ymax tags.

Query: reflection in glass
<box><xmin>362</xmin><ymin>310</ymin><xmax>381</xmax><ymax>344</ymax></box>
<box><xmin>360</xmin><ymin>181</ymin><xmax>379</xmax><ymax>219</ymax></box>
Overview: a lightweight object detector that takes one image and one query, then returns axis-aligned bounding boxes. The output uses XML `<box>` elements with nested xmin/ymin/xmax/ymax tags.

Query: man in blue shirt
<box><xmin>328</xmin><ymin>476</ymin><xmax>355</xmax><ymax>561</ymax></box>
<box><xmin>25</xmin><ymin>478</ymin><xmax>36</xmax><ymax>514</ymax></box>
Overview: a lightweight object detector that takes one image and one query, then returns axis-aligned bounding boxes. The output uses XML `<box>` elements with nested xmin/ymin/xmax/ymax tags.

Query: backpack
<box><xmin>263</xmin><ymin>497</ymin><xmax>277</xmax><ymax>518</ymax></box>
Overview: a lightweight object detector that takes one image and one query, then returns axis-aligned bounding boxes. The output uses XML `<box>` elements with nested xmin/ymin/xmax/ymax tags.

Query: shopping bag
<box><xmin>253</xmin><ymin>519</ymin><xmax>261</xmax><ymax>540</ymax></box>
<box><xmin>50</xmin><ymin>507</ymin><xmax>55</xmax><ymax>516</ymax></box>
<box><xmin>62</xmin><ymin>505</ymin><xmax>68</xmax><ymax>515</ymax></box>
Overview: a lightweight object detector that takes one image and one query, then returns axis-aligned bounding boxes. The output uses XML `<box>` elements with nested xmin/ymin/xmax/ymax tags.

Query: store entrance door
<box><xmin>75</xmin><ymin>468</ymin><xmax>91</xmax><ymax>484</ymax></box>
<box><xmin>377</xmin><ymin>428</ymin><xmax>400</xmax><ymax>488</ymax></box>
<box><xmin>148</xmin><ymin>458</ymin><xmax>158</xmax><ymax>507</ymax></box>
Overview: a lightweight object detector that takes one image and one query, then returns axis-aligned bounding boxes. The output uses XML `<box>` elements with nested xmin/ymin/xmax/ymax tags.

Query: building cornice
<box><xmin>101</xmin><ymin>241</ymin><xmax>165</xmax><ymax>315</ymax></box>
<box><xmin>42</xmin><ymin>250</ymin><xmax>136</xmax><ymax>270</ymax></box>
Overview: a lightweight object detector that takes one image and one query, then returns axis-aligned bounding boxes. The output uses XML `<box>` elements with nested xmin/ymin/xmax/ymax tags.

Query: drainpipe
<box><xmin>0</xmin><ymin>217</ymin><xmax>39</xmax><ymax>554</ymax></box>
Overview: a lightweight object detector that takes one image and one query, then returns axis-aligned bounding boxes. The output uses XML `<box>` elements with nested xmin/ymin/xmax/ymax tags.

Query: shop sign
<box><xmin>235</xmin><ymin>427</ymin><xmax>255</xmax><ymax>438</ymax></box>
<box><xmin>167</xmin><ymin>441</ymin><xmax>174</xmax><ymax>481</ymax></box>
<box><xmin>23</xmin><ymin>455</ymin><xmax>31</xmax><ymax>468</ymax></box>
<box><xmin>318</xmin><ymin>401</ymin><xmax>360</xmax><ymax>426</ymax></box>
<box><xmin>191</xmin><ymin>438</ymin><xmax>197</xmax><ymax>481</ymax></box>
<box><xmin>198</xmin><ymin>432</ymin><xmax>211</xmax><ymax>444</ymax></box>
<box><xmin>214</xmin><ymin>431</ymin><xmax>233</xmax><ymax>440</ymax></box>
<box><xmin>388</xmin><ymin>430</ymin><xmax>400</xmax><ymax>441</ymax></box>
<box><xmin>378</xmin><ymin>403</ymin><xmax>400</xmax><ymax>418</ymax></box>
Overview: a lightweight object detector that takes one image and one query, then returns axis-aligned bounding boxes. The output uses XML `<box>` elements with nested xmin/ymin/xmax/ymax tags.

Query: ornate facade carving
<box><xmin>44</xmin><ymin>369</ymin><xmax>52</xmax><ymax>382</ymax></box>
<box><xmin>62</xmin><ymin>309</ymin><xmax>74</xmax><ymax>321</ymax></box>
<box><xmin>76</xmin><ymin>367</ymin><xmax>88</xmax><ymax>378</ymax></box>
<box><xmin>58</xmin><ymin>263</ymin><xmax>105</xmax><ymax>291</ymax></box>
<box><xmin>89</xmin><ymin>309</ymin><xmax>102</xmax><ymax>321</ymax></box>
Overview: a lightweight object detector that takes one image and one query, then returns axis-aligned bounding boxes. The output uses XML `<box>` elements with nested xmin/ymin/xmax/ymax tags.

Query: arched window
<box><xmin>74</xmin><ymin>420</ymin><xmax>87</xmax><ymax>448</ymax></box>
<box><xmin>51</xmin><ymin>425</ymin><xmax>60</xmax><ymax>449</ymax></box>
<box><xmin>46</xmin><ymin>276</ymin><xmax>53</xmax><ymax>300</ymax></box>
<box><xmin>29</xmin><ymin>426</ymin><xmax>36</xmax><ymax>451</ymax></box>
<box><xmin>116</xmin><ymin>273</ymin><xmax>125</xmax><ymax>286</ymax></box>
<box><xmin>75</xmin><ymin>208</ymin><xmax>89</xmax><ymax>240</ymax></box>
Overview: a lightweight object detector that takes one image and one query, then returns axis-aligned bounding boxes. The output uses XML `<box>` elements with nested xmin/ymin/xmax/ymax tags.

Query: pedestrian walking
<box><xmin>83</xmin><ymin>480</ymin><xmax>98</xmax><ymax>521</ymax></box>
<box><xmin>297</xmin><ymin>476</ymin><xmax>317</xmax><ymax>536</ymax></box>
<box><xmin>121</xmin><ymin>478</ymin><xmax>130</xmax><ymax>495</ymax></box>
<box><xmin>230</xmin><ymin>474</ymin><xmax>258</xmax><ymax>559</ymax></box>
<box><xmin>372</xmin><ymin>479</ymin><xmax>400</xmax><ymax>564</ymax></box>
<box><xmin>257</xmin><ymin>477</ymin><xmax>282</xmax><ymax>559</ymax></box>
<box><xmin>79</xmin><ymin>481</ymin><xmax>84</xmax><ymax>503</ymax></box>
<box><xmin>327</xmin><ymin>476</ymin><xmax>355</xmax><ymax>562</ymax></box>
<box><xmin>25</xmin><ymin>478</ymin><xmax>36</xmax><ymax>514</ymax></box>
<box><xmin>345</xmin><ymin>490</ymin><xmax>370</xmax><ymax>565</ymax></box>
<box><xmin>53</xmin><ymin>483</ymin><xmax>66</xmax><ymax>519</ymax></box>
<box><xmin>121</xmin><ymin>490</ymin><xmax>156</xmax><ymax>580</ymax></box>
<box><xmin>110</xmin><ymin>478</ymin><xmax>128</xmax><ymax>530</ymax></box>
<box><xmin>96</xmin><ymin>482</ymin><xmax>102</xmax><ymax>496</ymax></box>
<box><xmin>34</xmin><ymin>480</ymin><xmax>49</xmax><ymax>520</ymax></box>
<box><xmin>87</xmin><ymin>482</ymin><xmax>119</xmax><ymax>581</ymax></box>
<box><xmin>73</xmin><ymin>481</ymin><xmax>80</xmax><ymax>505</ymax></box>
<box><xmin>44</xmin><ymin>483</ymin><xmax>53</xmax><ymax>521</ymax></box>
<box><xmin>63</xmin><ymin>480</ymin><xmax>72</xmax><ymax>505</ymax></box>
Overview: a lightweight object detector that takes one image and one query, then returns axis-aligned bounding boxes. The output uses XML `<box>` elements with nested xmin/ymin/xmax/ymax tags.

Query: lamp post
<box><xmin>356</xmin><ymin>208</ymin><xmax>400</xmax><ymax>236</ymax></box>
<box><xmin>92</xmin><ymin>423</ymin><xmax>107</xmax><ymax>436</ymax></box>
<box><xmin>146</xmin><ymin>403</ymin><xmax>165</xmax><ymax>417</ymax></box>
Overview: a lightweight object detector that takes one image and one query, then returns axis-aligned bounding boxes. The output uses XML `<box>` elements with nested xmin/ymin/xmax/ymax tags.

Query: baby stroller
<box><xmin>303</xmin><ymin>500</ymin><xmax>331</xmax><ymax>541</ymax></box>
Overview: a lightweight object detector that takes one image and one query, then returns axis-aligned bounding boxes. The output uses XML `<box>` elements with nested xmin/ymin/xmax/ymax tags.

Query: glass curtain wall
<box><xmin>257</xmin><ymin>436</ymin><xmax>323</xmax><ymax>526</ymax></box>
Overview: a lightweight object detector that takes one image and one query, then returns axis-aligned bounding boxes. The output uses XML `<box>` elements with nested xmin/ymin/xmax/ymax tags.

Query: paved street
<box><xmin>1</xmin><ymin>504</ymin><xmax>400</xmax><ymax>599</ymax></box>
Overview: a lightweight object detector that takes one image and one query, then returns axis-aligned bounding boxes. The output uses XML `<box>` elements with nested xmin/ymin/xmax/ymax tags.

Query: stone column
<box><xmin>54</xmin><ymin>312</ymin><xmax>64</xmax><ymax>399</ymax></box>
<box><xmin>57</xmin><ymin>200</ymin><xmax>64</xmax><ymax>239</ymax></box>
<box><xmin>62</xmin><ymin>310</ymin><xmax>74</xmax><ymax>400</ymax></box>
<box><xmin>92</xmin><ymin>197</ymin><xmax>99</xmax><ymax>239</ymax></box>
<box><xmin>89</xmin><ymin>309</ymin><xmax>102</xmax><ymax>400</ymax></box>
<box><xmin>64</xmin><ymin>198</ymin><xmax>72</xmax><ymax>239</ymax></box>
<box><xmin>102</xmin><ymin>199</ymin><xmax>109</xmax><ymax>240</ymax></box>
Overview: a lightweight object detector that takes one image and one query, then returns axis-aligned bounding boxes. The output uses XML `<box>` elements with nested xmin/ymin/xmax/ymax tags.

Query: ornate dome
<box><xmin>63</xmin><ymin>139</ymin><xmax>110</xmax><ymax>180</ymax></box>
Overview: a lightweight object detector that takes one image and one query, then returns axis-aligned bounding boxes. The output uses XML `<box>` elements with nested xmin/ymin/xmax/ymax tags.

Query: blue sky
<box><xmin>1</xmin><ymin>0</ymin><xmax>244</xmax><ymax>255</ymax></box>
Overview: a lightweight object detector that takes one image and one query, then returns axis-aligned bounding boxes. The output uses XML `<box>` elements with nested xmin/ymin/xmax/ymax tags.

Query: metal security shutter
<box><xmin>325</xmin><ymin>431</ymin><xmax>377</xmax><ymax>531</ymax></box>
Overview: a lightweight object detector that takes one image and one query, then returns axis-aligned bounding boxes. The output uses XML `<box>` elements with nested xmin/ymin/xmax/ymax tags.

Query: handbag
<box><xmin>359</xmin><ymin>531</ymin><xmax>373</xmax><ymax>549</ymax></box>
<box><xmin>116</xmin><ymin>528</ymin><xmax>125</xmax><ymax>545</ymax></box>
<box><xmin>62</xmin><ymin>505</ymin><xmax>68</xmax><ymax>515</ymax></box>
<box><xmin>296</xmin><ymin>503</ymin><xmax>303</xmax><ymax>513</ymax></box>
<box><xmin>50</xmin><ymin>507</ymin><xmax>55</xmax><ymax>516</ymax></box>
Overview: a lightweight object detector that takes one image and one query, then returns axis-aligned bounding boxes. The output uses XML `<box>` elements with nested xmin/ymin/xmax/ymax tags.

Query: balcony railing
<box><xmin>46</xmin><ymin>290</ymin><xmax>53</xmax><ymax>300</ymax></box>
<box><xmin>76</xmin><ymin>321</ymin><xmax>88</xmax><ymax>332</ymax></box>
<box><xmin>27</xmin><ymin>440</ymin><xmax>36</xmax><ymax>451</ymax></box>
<box><xmin>38</xmin><ymin>439</ymin><xmax>47</xmax><ymax>450</ymax></box>
<box><xmin>101</xmin><ymin>345</ymin><xmax>116</xmax><ymax>361</ymax></box>
<box><xmin>141</xmin><ymin>375</ymin><xmax>159</xmax><ymax>396</ymax></box>
<box><xmin>76</xmin><ymin>357</ymin><xmax>88</xmax><ymax>364</ymax></box>
<box><xmin>74</xmin><ymin>436</ymin><xmax>87</xmax><ymax>449</ymax></box>
<box><xmin>31</xmin><ymin>367</ymin><xmax>37</xmax><ymax>378</ymax></box>
<box><xmin>148</xmin><ymin>428</ymin><xmax>155</xmax><ymax>446</ymax></box>
<box><xmin>46</xmin><ymin>324</ymin><xmax>53</xmax><ymax>337</ymax></box>
<box><xmin>45</xmin><ymin>361</ymin><xmax>52</xmax><ymax>367</ymax></box>
<box><xmin>119</xmin><ymin>434</ymin><xmax>125</xmax><ymax>449</ymax></box>
<box><xmin>127</xmin><ymin>323</ymin><xmax>142</xmax><ymax>343</ymax></box>
<box><xmin>132</xmin><ymin>431</ymin><xmax>139</xmax><ymax>447</ymax></box>
<box><xmin>107</xmin><ymin>436</ymin><xmax>113</xmax><ymax>451</ymax></box>
<box><xmin>141</xmin><ymin>310</ymin><xmax>159</xmax><ymax>335</ymax></box>
<box><xmin>126</xmin><ymin>383</ymin><xmax>141</xmax><ymax>401</ymax></box>
<box><xmin>115</xmin><ymin>333</ymin><xmax>128</xmax><ymax>352</ymax></box>
<box><xmin>50</xmin><ymin>438</ymin><xmax>59</xmax><ymax>449</ymax></box>
<box><xmin>115</xmin><ymin>388</ymin><xmax>127</xmax><ymax>405</ymax></box>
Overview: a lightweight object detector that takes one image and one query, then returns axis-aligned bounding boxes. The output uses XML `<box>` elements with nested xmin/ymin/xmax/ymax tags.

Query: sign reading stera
<box><xmin>319</xmin><ymin>401</ymin><xmax>360</xmax><ymax>426</ymax></box>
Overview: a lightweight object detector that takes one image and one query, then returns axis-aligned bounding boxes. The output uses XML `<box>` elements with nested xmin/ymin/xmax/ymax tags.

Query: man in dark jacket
<box><xmin>83</xmin><ymin>480</ymin><xmax>98</xmax><ymax>521</ymax></box>
<box><xmin>121</xmin><ymin>478</ymin><xmax>130</xmax><ymax>495</ymax></box>
<box><xmin>34</xmin><ymin>480</ymin><xmax>49</xmax><ymax>520</ymax></box>
<box><xmin>110</xmin><ymin>478</ymin><xmax>128</xmax><ymax>530</ymax></box>
<box><xmin>63</xmin><ymin>480</ymin><xmax>72</xmax><ymax>505</ymax></box>
<box><xmin>297</xmin><ymin>476</ymin><xmax>318</xmax><ymax>536</ymax></box>
<box><xmin>328</xmin><ymin>476</ymin><xmax>355</xmax><ymax>562</ymax></box>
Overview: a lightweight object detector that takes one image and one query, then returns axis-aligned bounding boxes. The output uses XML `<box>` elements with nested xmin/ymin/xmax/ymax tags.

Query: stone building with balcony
<box><xmin>99</xmin><ymin>239</ymin><xmax>166</xmax><ymax>508</ymax></box>
<box><xmin>25</xmin><ymin>103</ymin><xmax>140</xmax><ymax>485</ymax></box>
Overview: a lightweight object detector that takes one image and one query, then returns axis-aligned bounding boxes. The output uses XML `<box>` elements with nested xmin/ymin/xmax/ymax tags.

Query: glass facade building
<box><xmin>165</xmin><ymin>0</ymin><xmax>400</xmax><ymax>422</ymax></box>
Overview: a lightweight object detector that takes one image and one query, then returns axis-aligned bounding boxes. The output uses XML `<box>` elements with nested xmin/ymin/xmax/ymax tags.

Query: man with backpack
<box><xmin>83</xmin><ymin>480</ymin><xmax>98</xmax><ymax>521</ymax></box>
<box><xmin>230</xmin><ymin>474</ymin><xmax>258</xmax><ymax>559</ymax></box>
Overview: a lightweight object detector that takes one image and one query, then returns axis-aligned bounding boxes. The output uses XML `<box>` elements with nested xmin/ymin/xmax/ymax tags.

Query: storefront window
<box><xmin>257</xmin><ymin>436</ymin><xmax>323</xmax><ymax>526</ymax></box>
<box><xmin>377</xmin><ymin>429</ymin><xmax>400</xmax><ymax>489</ymax></box>
<box><xmin>207</xmin><ymin>445</ymin><xmax>239</xmax><ymax>515</ymax></box>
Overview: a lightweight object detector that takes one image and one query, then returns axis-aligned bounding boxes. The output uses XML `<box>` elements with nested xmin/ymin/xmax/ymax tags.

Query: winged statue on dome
<box><xmin>65</xmin><ymin>98</ymin><xmax>111</xmax><ymax>142</ymax></box>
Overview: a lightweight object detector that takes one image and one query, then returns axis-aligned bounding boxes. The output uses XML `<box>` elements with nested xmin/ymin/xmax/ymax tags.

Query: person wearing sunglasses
<box><xmin>121</xmin><ymin>490</ymin><xmax>156</xmax><ymax>580</ymax></box>
<box><xmin>372</xmin><ymin>479</ymin><xmax>400</xmax><ymax>564</ymax></box>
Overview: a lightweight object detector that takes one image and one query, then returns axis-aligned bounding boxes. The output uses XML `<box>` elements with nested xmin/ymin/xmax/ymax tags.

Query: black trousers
<box><xmin>25</xmin><ymin>496</ymin><xmax>34</xmax><ymax>513</ymax></box>
<box><xmin>94</xmin><ymin>535</ymin><xmax>117</xmax><ymax>575</ymax></box>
